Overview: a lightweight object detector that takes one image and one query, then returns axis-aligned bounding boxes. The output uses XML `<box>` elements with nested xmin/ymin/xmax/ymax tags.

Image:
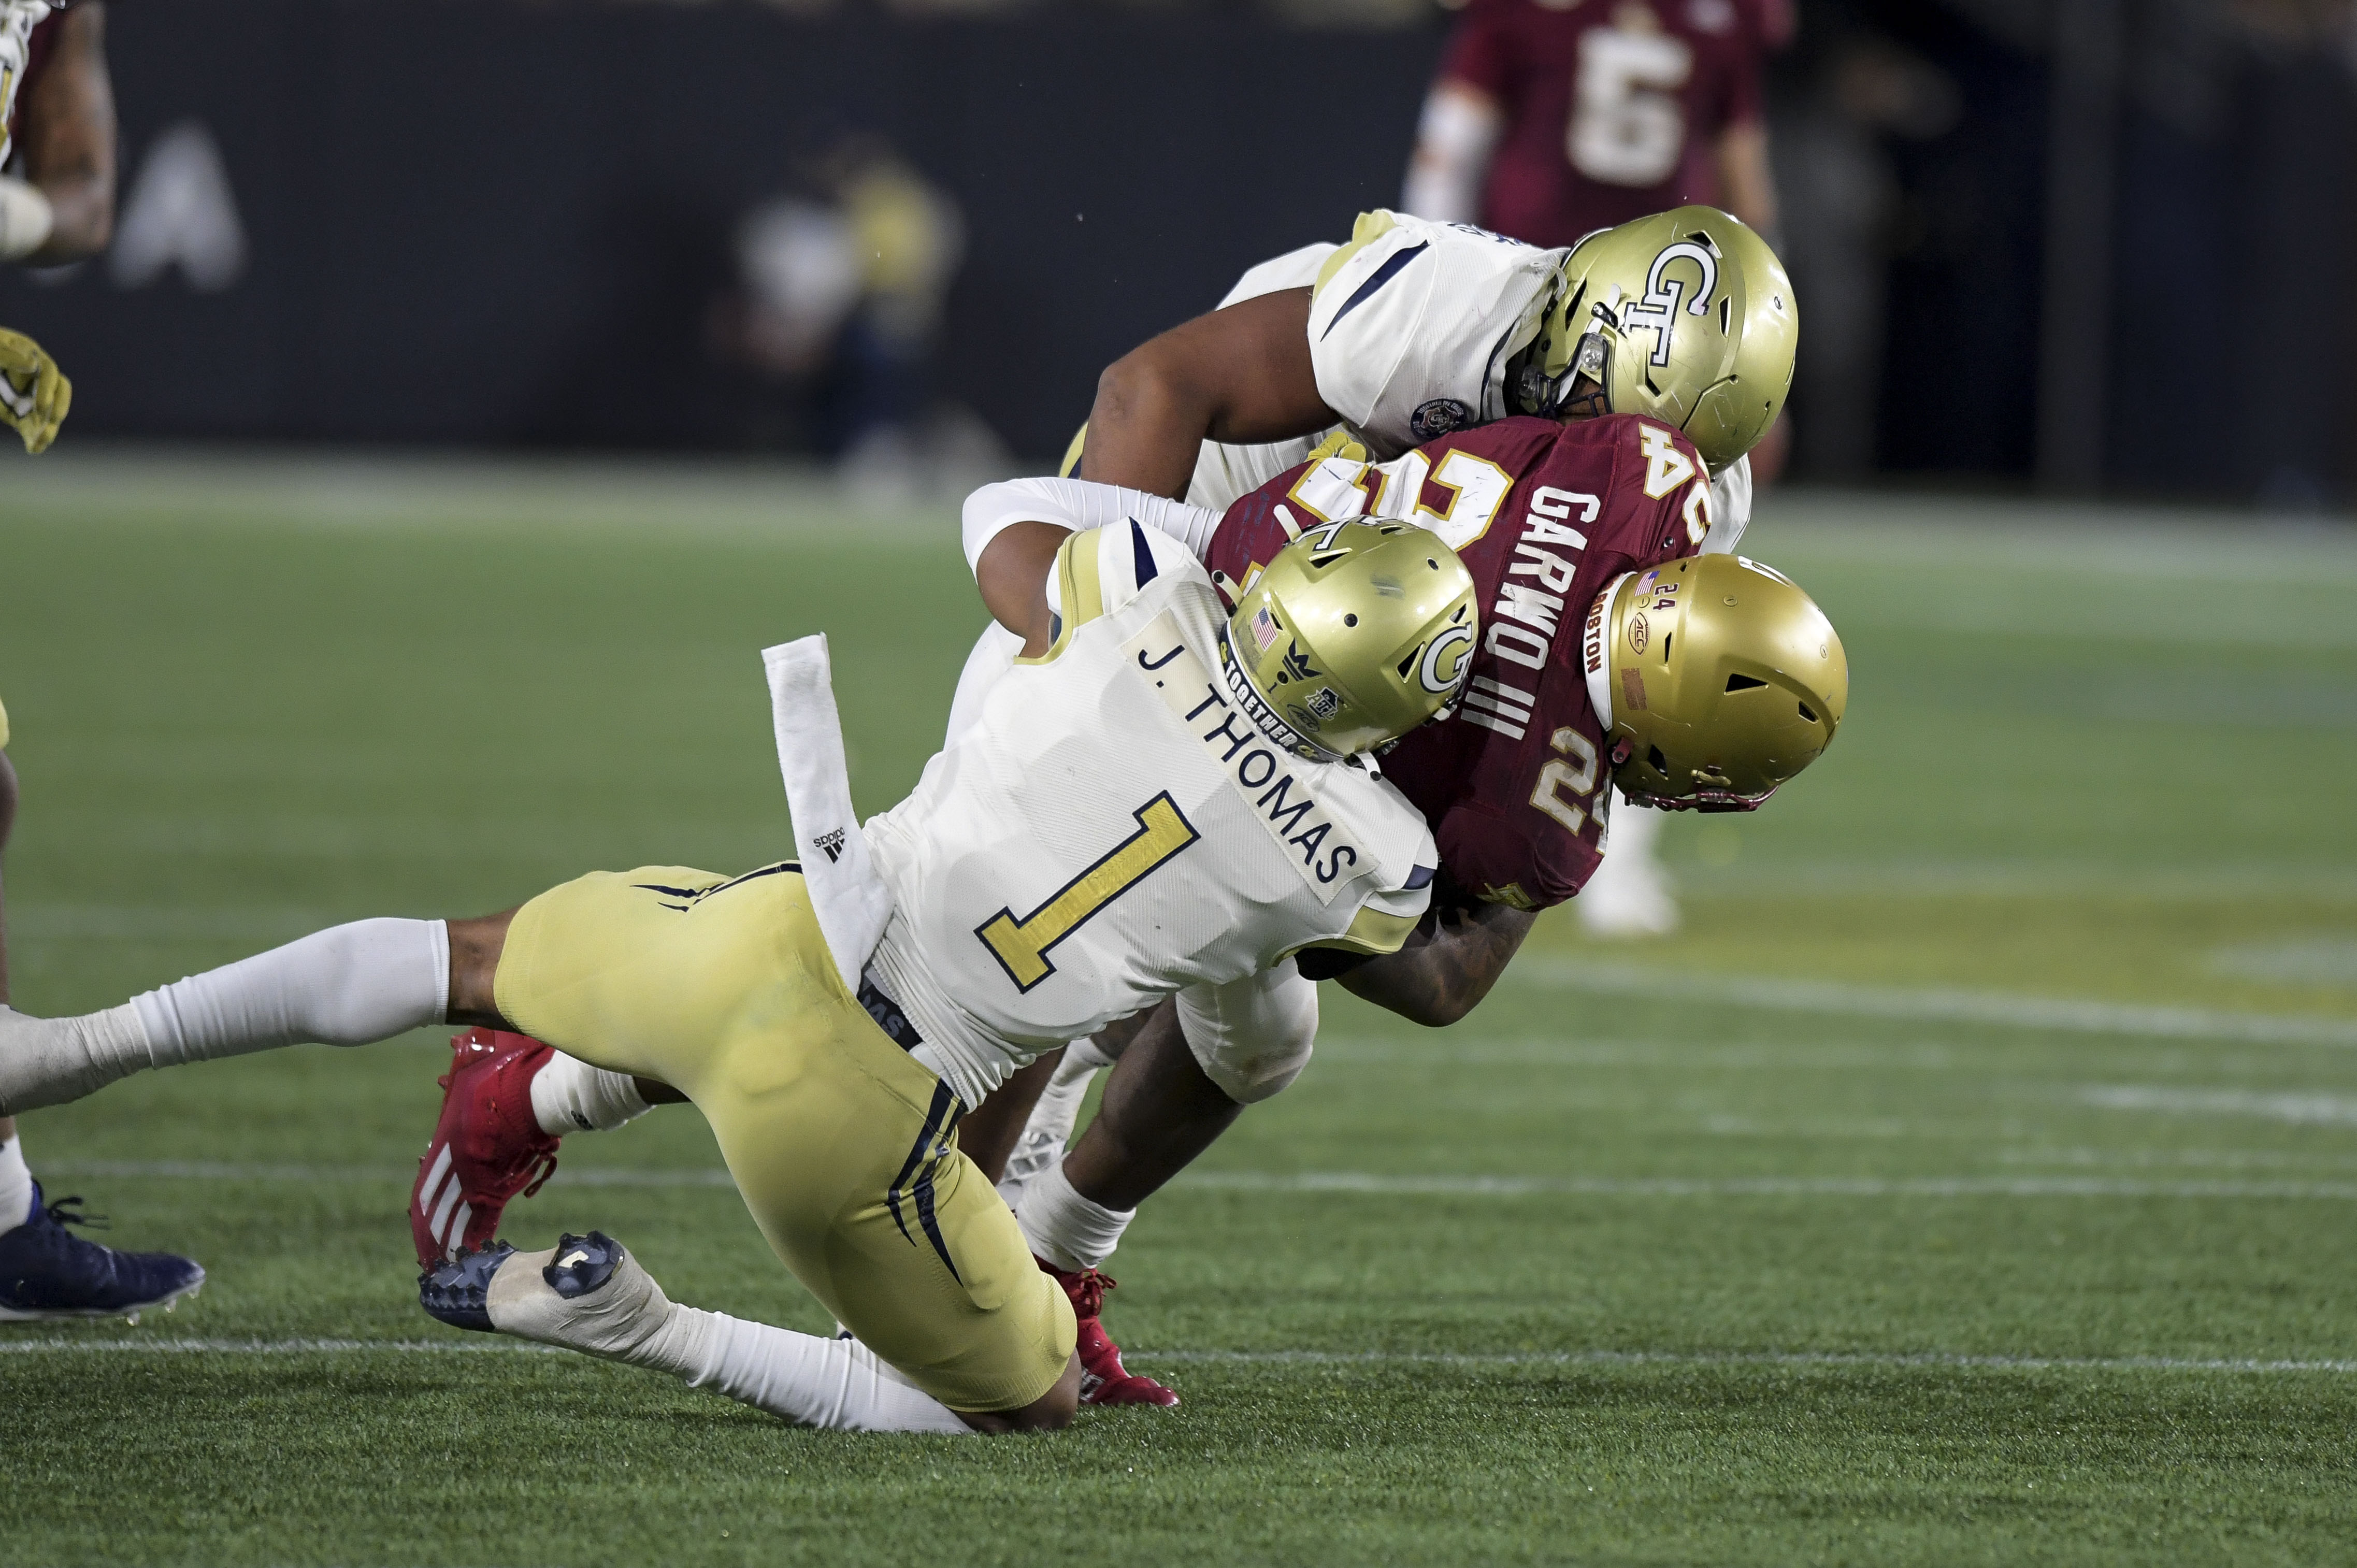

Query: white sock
<box><xmin>0</xmin><ymin>918</ymin><xmax>448</xmax><ymax>1114</ymax></box>
<box><xmin>994</xmin><ymin>1040</ymin><xmax>1112</xmax><ymax>1207</ymax></box>
<box><xmin>530</xmin><ymin>1052</ymin><xmax>652</xmax><ymax>1135</ymax></box>
<box><xmin>1016</xmin><ymin>1159</ymin><xmax>1134</xmax><ymax>1274</ymax></box>
<box><xmin>0</xmin><ymin>1135</ymin><xmax>32</xmax><ymax>1236</ymax></box>
<box><xmin>655</xmin><ymin>1308</ymin><xmax>972</xmax><ymax>1434</ymax></box>
<box><xmin>486</xmin><ymin>1236</ymin><xmax>973</xmax><ymax>1434</ymax></box>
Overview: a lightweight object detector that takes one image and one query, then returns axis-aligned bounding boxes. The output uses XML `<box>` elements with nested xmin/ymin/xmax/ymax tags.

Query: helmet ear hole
<box><xmin>1648</xmin><ymin>745</ymin><xmax>1669</xmax><ymax>772</ymax></box>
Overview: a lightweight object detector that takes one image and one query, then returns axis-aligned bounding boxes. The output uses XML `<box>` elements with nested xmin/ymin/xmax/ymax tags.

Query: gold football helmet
<box><xmin>1512</xmin><ymin>206</ymin><xmax>1797</xmax><ymax>473</ymax></box>
<box><xmin>1580</xmin><ymin>553</ymin><xmax>1846</xmax><ymax>811</ymax></box>
<box><xmin>1224</xmin><ymin>520</ymin><xmax>1478</xmax><ymax>760</ymax></box>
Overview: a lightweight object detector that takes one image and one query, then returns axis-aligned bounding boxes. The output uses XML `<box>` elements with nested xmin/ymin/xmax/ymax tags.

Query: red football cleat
<box><xmin>409</xmin><ymin>1029</ymin><xmax>561</xmax><ymax>1271</ymax></box>
<box><xmin>1039</xmin><ymin>1256</ymin><xmax>1178</xmax><ymax>1407</ymax></box>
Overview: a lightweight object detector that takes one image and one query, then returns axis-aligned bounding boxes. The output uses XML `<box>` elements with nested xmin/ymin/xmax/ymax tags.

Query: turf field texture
<box><xmin>1</xmin><ymin>447</ymin><xmax>2353</xmax><ymax>1566</ymax></box>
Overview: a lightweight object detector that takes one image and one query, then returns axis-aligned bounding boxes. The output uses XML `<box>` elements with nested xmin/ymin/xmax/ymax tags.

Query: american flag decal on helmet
<box><xmin>1251</xmin><ymin>606</ymin><xmax>1281</xmax><ymax>652</ymax></box>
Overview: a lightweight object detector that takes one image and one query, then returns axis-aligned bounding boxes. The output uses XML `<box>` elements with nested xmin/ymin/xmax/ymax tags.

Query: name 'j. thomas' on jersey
<box><xmin>1208</xmin><ymin>412</ymin><xmax>1709</xmax><ymax>912</ymax></box>
<box><xmin>861</xmin><ymin>520</ymin><xmax>1438</xmax><ymax>1112</ymax></box>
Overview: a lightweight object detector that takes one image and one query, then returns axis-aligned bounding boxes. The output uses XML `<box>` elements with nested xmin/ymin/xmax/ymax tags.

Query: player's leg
<box><xmin>424</xmin><ymin>1228</ymin><xmax>1077</xmax><ymax>1433</ymax></box>
<box><xmin>483</xmin><ymin>863</ymin><xmax>1079</xmax><ymax>1430</ymax></box>
<box><xmin>1576</xmin><ymin>793</ymin><xmax>1678</xmax><ymax>938</ymax></box>
<box><xmin>0</xmin><ymin>736</ymin><xmax>206</xmax><ymax>1321</ymax></box>
<box><xmin>0</xmin><ymin>910</ymin><xmax>455</xmax><ymax>1114</ymax></box>
<box><xmin>406</xmin><ymin>1026</ymin><xmax>695</xmax><ymax>1267</ymax></box>
<box><xmin>1006</xmin><ymin>971</ymin><xmax>1314</xmax><ymax>1407</ymax></box>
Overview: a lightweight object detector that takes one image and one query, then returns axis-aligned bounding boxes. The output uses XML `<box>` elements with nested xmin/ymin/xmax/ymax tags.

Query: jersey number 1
<box><xmin>976</xmin><ymin>793</ymin><xmax>1201</xmax><ymax>992</ymax></box>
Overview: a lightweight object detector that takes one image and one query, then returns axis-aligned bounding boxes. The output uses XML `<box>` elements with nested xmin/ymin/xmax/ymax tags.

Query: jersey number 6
<box><xmin>976</xmin><ymin>794</ymin><xmax>1202</xmax><ymax>992</ymax></box>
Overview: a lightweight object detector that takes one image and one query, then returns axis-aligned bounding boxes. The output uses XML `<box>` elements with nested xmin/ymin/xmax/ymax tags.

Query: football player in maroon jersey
<box><xmin>1</xmin><ymin>1</ymin><xmax>116</xmax><ymax>265</ymax></box>
<box><xmin>1399</xmin><ymin>0</ymin><xmax>1795</xmax><ymax>937</ymax></box>
<box><xmin>959</xmin><ymin>405</ymin><xmax>1734</xmax><ymax>1404</ymax></box>
<box><xmin>406</xmin><ymin>211</ymin><xmax>1814</xmax><ymax>1407</ymax></box>
<box><xmin>0</xmin><ymin>0</ymin><xmax>205</xmax><ymax>1327</ymax></box>
<box><xmin>1401</xmin><ymin>0</ymin><xmax>1789</xmax><ymax>247</ymax></box>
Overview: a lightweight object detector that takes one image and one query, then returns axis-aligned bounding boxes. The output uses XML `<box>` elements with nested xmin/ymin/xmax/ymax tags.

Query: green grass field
<box><xmin>2</xmin><ymin>449</ymin><xmax>2354</xmax><ymax>1565</ymax></box>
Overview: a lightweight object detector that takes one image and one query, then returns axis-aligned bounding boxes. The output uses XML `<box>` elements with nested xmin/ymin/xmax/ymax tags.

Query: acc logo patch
<box><xmin>1410</xmin><ymin>398</ymin><xmax>1474</xmax><ymax>442</ymax></box>
<box><xmin>1628</xmin><ymin>612</ymin><xmax>1649</xmax><ymax>654</ymax></box>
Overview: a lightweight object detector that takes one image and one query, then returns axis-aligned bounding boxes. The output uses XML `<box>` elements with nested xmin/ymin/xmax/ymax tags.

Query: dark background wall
<box><xmin>2</xmin><ymin>0</ymin><xmax>2351</xmax><ymax>500</ymax></box>
<box><xmin>0</xmin><ymin>1</ymin><xmax>1439</xmax><ymax>461</ymax></box>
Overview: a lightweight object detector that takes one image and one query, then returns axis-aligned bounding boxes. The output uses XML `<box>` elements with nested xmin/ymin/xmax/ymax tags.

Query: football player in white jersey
<box><xmin>1075</xmin><ymin>204</ymin><xmax>1795</xmax><ymax>941</ymax></box>
<box><xmin>0</xmin><ymin>500</ymin><xmax>1480</xmax><ymax>1434</ymax></box>
<box><xmin>390</xmin><ymin>208</ymin><xmax>1814</xmax><ymax>1409</ymax></box>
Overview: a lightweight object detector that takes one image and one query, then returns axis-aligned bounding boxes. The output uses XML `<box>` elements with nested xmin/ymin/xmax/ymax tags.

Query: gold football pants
<box><xmin>494</xmin><ymin>862</ymin><xmax>1075</xmax><ymax>1413</ymax></box>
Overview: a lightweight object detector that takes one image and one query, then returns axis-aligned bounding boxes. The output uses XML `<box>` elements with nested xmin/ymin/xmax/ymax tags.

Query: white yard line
<box><xmin>1132</xmin><ymin>1348</ymin><xmax>2357</xmax><ymax>1375</ymax></box>
<box><xmin>42</xmin><ymin>1159</ymin><xmax>736</xmax><ymax>1187</ymax></box>
<box><xmin>2078</xmin><ymin>1084</ymin><xmax>2357</xmax><ymax>1126</ymax></box>
<box><xmin>1172</xmin><ymin>1172</ymin><xmax>2357</xmax><ymax>1199</ymax></box>
<box><xmin>0</xmin><ymin>1337</ymin><xmax>540</xmax><ymax>1354</ymax></box>
<box><xmin>1519</xmin><ymin>959</ymin><xmax>2357</xmax><ymax>1048</ymax></box>
<box><xmin>0</xmin><ymin>1338</ymin><xmax>2347</xmax><ymax>1375</ymax></box>
<box><xmin>43</xmin><ymin>1160</ymin><xmax>2357</xmax><ymax>1200</ymax></box>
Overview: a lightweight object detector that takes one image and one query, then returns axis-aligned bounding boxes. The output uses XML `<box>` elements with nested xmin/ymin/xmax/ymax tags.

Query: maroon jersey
<box><xmin>1208</xmin><ymin>414</ymin><xmax>1711</xmax><ymax>910</ymax></box>
<box><xmin>1436</xmin><ymin>0</ymin><xmax>1773</xmax><ymax>248</ymax></box>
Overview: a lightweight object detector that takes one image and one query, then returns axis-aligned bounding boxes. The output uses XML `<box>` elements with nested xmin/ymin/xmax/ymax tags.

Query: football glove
<box><xmin>0</xmin><ymin>325</ymin><xmax>71</xmax><ymax>454</ymax></box>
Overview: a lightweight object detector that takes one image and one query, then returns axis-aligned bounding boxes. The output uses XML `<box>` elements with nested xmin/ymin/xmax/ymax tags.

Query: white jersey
<box><xmin>864</xmin><ymin>521</ymin><xmax>1436</xmax><ymax>1111</ymax></box>
<box><xmin>0</xmin><ymin>2</ymin><xmax>54</xmax><ymax>169</ymax></box>
<box><xmin>1188</xmin><ymin>211</ymin><xmax>1750</xmax><ymax>554</ymax></box>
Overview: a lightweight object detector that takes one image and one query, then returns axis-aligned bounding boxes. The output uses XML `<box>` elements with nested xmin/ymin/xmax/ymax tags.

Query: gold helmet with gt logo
<box><xmin>1223</xmin><ymin>520</ymin><xmax>1478</xmax><ymax>760</ymax></box>
<box><xmin>1512</xmin><ymin>206</ymin><xmax>1797</xmax><ymax>474</ymax></box>
<box><xmin>1580</xmin><ymin>553</ymin><xmax>1846</xmax><ymax>811</ymax></box>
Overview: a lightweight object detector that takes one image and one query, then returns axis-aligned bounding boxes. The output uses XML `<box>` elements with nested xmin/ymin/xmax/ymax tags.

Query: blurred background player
<box><xmin>1399</xmin><ymin>0</ymin><xmax>1793</xmax><ymax>937</ymax></box>
<box><xmin>2</xmin><ymin>1</ymin><xmax>113</xmax><ymax>265</ymax></box>
<box><xmin>0</xmin><ymin>0</ymin><xmax>205</xmax><ymax>1323</ymax></box>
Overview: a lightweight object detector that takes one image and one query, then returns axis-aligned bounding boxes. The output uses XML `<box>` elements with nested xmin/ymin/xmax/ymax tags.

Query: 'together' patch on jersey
<box><xmin>1123</xmin><ymin>613</ymin><xmax>1369</xmax><ymax>905</ymax></box>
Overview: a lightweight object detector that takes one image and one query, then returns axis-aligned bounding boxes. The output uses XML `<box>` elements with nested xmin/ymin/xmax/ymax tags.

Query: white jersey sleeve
<box><xmin>1216</xmin><ymin>241</ymin><xmax>1335</xmax><ymax>308</ymax></box>
<box><xmin>1303</xmin><ymin>211</ymin><xmax>1563</xmax><ymax>459</ymax></box>
<box><xmin>1701</xmin><ymin>452</ymin><xmax>1752</xmax><ymax>555</ymax></box>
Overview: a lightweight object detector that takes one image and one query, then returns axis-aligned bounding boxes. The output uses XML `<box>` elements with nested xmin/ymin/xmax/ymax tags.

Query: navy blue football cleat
<box><xmin>0</xmin><ymin>1182</ymin><xmax>205</xmax><ymax>1324</ymax></box>
<box><xmin>419</xmin><ymin>1241</ymin><xmax>515</xmax><ymax>1332</ymax></box>
<box><xmin>544</xmin><ymin>1231</ymin><xmax>624</xmax><ymax>1300</ymax></box>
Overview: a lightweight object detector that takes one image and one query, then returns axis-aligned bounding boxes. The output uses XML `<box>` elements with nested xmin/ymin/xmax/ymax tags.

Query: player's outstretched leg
<box><xmin>0</xmin><ymin>917</ymin><xmax>455</xmax><ymax>1116</ymax></box>
<box><xmin>408</xmin><ymin>1031</ymin><xmax>655</xmax><ymax>1269</ymax></box>
<box><xmin>0</xmin><ymin>741</ymin><xmax>207</xmax><ymax>1321</ymax></box>
<box><xmin>419</xmin><ymin>1230</ymin><xmax>1076</xmax><ymax>1434</ymax></box>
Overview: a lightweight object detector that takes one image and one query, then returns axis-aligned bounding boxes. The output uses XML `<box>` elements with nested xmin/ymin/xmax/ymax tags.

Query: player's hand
<box><xmin>0</xmin><ymin>326</ymin><xmax>71</xmax><ymax>454</ymax></box>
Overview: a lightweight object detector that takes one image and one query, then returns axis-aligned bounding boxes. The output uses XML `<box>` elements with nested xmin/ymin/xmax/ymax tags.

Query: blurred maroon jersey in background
<box><xmin>1432</xmin><ymin>0</ymin><xmax>1789</xmax><ymax>247</ymax></box>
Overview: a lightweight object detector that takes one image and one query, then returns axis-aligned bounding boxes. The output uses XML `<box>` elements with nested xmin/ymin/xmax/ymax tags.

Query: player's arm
<box><xmin>1081</xmin><ymin>287</ymin><xmax>1333</xmax><ymax>499</ymax></box>
<box><xmin>1401</xmin><ymin>80</ymin><xmax>1503</xmax><ymax>224</ymax></box>
<box><xmin>1297</xmin><ymin>895</ymin><xmax>1535</xmax><ymax>1028</ymax></box>
<box><xmin>11</xmin><ymin>3</ymin><xmax>115</xmax><ymax>264</ymax></box>
<box><xmin>973</xmin><ymin>522</ymin><xmax>1069</xmax><ymax>657</ymax></box>
<box><xmin>1714</xmin><ymin>122</ymin><xmax>1778</xmax><ymax>242</ymax></box>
